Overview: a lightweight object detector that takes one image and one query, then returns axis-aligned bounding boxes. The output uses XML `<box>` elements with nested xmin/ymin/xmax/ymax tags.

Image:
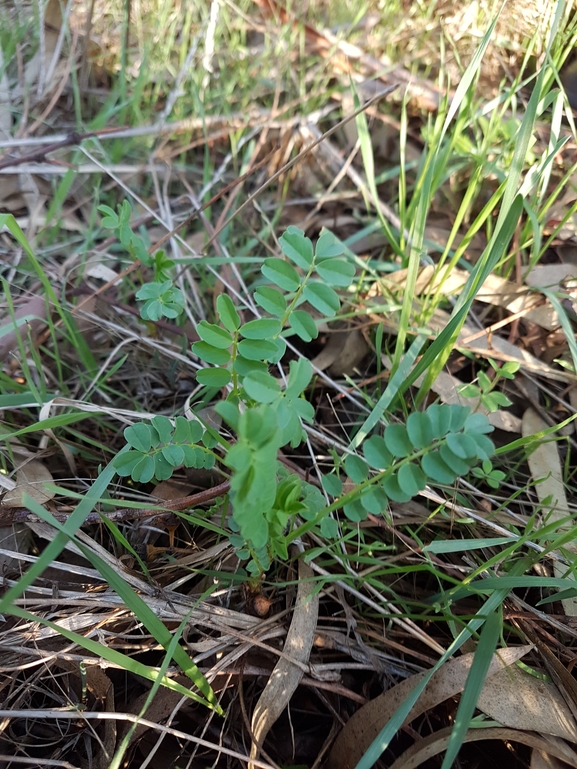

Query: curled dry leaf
<box><xmin>477</xmin><ymin>654</ymin><xmax>577</xmax><ymax>741</ymax></box>
<box><xmin>310</xmin><ymin>327</ymin><xmax>369</xmax><ymax>376</ymax></box>
<box><xmin>1</xmin><ymin>459</ymin><xmax>55</xmax><ymax>507</ymax></box>
<box><xmin>249</xmin><ymin>558</ymin><xmax>319</xmax><ymax>768</ymax></box>
<box><xmin>531</xmin><ymin>743</ymin><xmax>577</xmax><ymax>769</ymax></box>
<box><xmin>0</xmin><ymin>295</ymin><xmax>48</xmax><ymax>361</ymax></box>
<box><xmin>523</xmin><ymin>408</ymin><xmax>577</xmax><ymax>616</ymax></box>
<box><xmin>326</xmin><ymin>646</ymin><xmax>532</xmax><ymax>769</ymax></box>
<box><xmin>388</xmin><ymin>726</ymin><xmax>577</xmax><ymax>769</ymax></box>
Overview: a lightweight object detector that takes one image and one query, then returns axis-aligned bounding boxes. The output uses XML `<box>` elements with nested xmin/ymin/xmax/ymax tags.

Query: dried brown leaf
<box><xmin>0</xmin><ymin>294</ymin><xmax>47</xmax><ymax>361</ymax></box>
<box><xmin>523</xmin><ymin>408</ymin><xmax>577</xmax><ymax>615</ymax></box>
<box><xmin>326</xmin><ymin>646</ymin><xmax>531</xmax><ymax>769</ymax></box>
<box><xmin>249</xmin><ymin>558</ymin><xmax>319</xmax><ymax>768</ymax></box>
<box><xmin>1</xmin><ymin>459</ymin><xmax>55</xmax><ymax>506</ymax></box>
<box><xmin>477</xmin><ymin>663</ymin><xmax>577</xmax><ymax>741</ymax></box>
<box><xmin>310</xmin><ymin>327</ymin><xmax>369</xmax><ymax>376</ymax></box>
<box><xmin>388</xmin><ymin>727</ymin><xmax>577</xmax><ymax>769</ymax></box>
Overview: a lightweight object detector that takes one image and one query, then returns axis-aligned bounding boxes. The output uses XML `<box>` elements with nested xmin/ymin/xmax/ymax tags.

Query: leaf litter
<box><xmin>1</xmin><ymin>0</ymin><xmax>577</xmax><ymax>767</ymax></box>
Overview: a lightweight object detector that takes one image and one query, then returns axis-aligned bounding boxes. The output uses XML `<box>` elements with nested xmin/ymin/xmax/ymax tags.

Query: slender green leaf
<box><xmin>440</xmin><ymin>610</ymin><xmax>501</xmax><ymax>769</ymax></box>
<box><xmin>424</xmin><ymin>537</ymin><xmax>515</xmax><ymax>554</ymax></box>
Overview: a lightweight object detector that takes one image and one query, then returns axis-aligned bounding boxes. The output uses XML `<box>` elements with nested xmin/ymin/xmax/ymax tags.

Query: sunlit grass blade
<box><xmin>390</xmin><ymin>8</ymin><xmax>504</xmax><ymax>376</ymax></box>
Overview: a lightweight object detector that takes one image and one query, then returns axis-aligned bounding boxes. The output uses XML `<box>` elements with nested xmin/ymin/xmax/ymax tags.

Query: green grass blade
<box><xmin>440</xmin><ymin>609</ymin><xmax>501</xmax><ymax>769</ymax></box>
<box><xmin>0</xmin><ymin>451</ymin><xmax>122</xmax><ymax>612</ymax></box>
<box><xmin>391</xmin><ymin>8</ymin><xmax>503</xmax><ymax>376</ymax></box>
<box><xmin>355</xmin><ymin>588</ymin><xmax>509</xmax><ymax>769</ymax></box>
<box><xmin>348</xmin><ymin>334</ymin><xmax>427</xmax><ymax>450</ymax></box>
<box><xmin>6</xmin><ymin>605</ymin><xmax>206</xmax><ymax>704</ymax></box>
<box><xmin>16</xmin><ymin>494</ymin><xmax>220</xmax><ymax>711</ymax></box>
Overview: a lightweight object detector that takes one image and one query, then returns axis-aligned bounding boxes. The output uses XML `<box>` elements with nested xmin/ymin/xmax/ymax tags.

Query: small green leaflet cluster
<box><xmin>220</xmin><ymin>406</ymin><xmax>324</xmax><ymax>574</ymax></box>
<box><xmin>458</xmin><ymin>359</ymin><xmax>519</xmax><ymax>413</ymax></box>
<box><xmin>98</xmin><ymin>202</ymin><xmax>185</xmax><ymax>321</ymax></box>
<box><xmin>321</xmin><ymin>404</ymin><xmax>495</xmax><ymax>532</ymax></box>
<box><xmin>113</xmin><ymin>415</ymin><xmax>216</xmax><ymax>484</ymax></box>
<box><xmin>192</xmin><ymin>225</ymin><xmax>355</xmax><ymax>390</ymax></box>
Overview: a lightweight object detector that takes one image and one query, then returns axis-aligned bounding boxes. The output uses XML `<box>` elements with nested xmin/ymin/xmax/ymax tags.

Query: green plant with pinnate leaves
<box><xmin>106</xmin><ymin>211</ymin><xmax>497</xmax><ymax>574</ymax></box>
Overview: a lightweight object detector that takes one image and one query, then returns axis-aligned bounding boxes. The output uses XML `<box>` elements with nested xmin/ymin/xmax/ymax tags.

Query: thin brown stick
<box><xmin>0</xmin><ymin>126</ymin><xmax>124</xmax><ymax>171</ymax></box>
<box><xmin>205</xmin><ymin>85</ymin><xmax>397</xmax><ymax>248</ymax></box>
<box><xmin>0</xmin><ymin>481</ymin><xmax>230</xmax><ymax>527</ymax></box>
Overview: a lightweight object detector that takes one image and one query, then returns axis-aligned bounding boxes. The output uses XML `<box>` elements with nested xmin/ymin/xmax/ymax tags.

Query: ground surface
<box><xmin>2</xmin><ymin>1</ymin><xmax>577</xmax><ymax>768</ymax></box>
